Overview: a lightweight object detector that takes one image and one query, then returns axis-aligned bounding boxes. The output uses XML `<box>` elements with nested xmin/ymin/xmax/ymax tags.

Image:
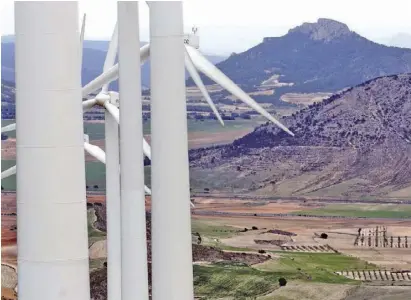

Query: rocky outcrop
<box><xmin>288</xmin><ymin>18</ymin><xmax>352</xmax><ymax>42</ymax></box>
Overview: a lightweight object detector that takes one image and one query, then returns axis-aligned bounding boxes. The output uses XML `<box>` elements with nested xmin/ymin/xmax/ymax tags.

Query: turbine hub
<box><xmin>95</xmin><ymin>92</ymin><xmax>110</xmax><ymax>106</ymax></box>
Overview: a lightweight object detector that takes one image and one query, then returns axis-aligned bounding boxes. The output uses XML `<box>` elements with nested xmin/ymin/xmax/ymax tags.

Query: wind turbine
<box><xmin>3</xmin><ymin>3</ymin><xmax>295</xmax><ymax>299</ymax></box>
<box><xmin>5</xmin><ymin>2</ymin><xmax>297</xmax><ymax>300</ymax></box>
<box><xmin>1</xmin><ymin>7</ymin><xmax>294</xmax><ymax>217</ymax></box>
<box><xmin>1</xmin><ymin>16</ymin><xmax>152</xmax><ymax>192</ymax></box>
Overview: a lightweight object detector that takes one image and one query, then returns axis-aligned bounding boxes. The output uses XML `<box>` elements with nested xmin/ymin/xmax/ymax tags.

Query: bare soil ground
<box><xmin>343</xmin><ymin>286</ymin><xmax>411</xmax><ymax>300</ymax></box>
<box><xmin>280</xmin><ymin>92</ymin><xmax>332</xmax><ymax>105</ymax></box>
<box><xmin>1</xmin><ymin>194</ymin><xmax>17</xmax><ymax>248</ymax></box>
<box><xmin>1</xmin><ymin>287</ymin><xmax>16</xmax><ymax>300</ymax></box>
<box><xmin>192</xmin><ymin>197</ymin><xmax>311</xmax><ymax>214</ymax></box>
<box><xmin>1</xmin><ymin>138</ymin><xmax>16</xmax><ymax>161</ymax></box>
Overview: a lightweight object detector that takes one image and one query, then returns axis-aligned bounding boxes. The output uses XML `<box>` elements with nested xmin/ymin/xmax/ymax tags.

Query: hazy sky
<box><xmin>1</xmin><ymin>0</ymin><xmax>411</xmax><ymax>55</ymax></box>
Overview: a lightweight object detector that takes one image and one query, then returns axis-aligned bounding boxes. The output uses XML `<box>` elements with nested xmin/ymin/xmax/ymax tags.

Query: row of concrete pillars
<box><xmin>354</xmin><ymin>226</ymin><xmax>409</xmax><ymax>248</ymax></box>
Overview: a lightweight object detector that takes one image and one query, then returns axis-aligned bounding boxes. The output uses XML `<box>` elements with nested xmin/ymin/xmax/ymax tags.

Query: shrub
<box><xmin>320</xmin><ymin>233</ymin><xmax>328</xmax><ymax>239</ymax></box>
<box><xmin>258</xmin><ymin>249</ymin><xmax>266</xmax><ymax>254</ymax></box>
<box><xmin>278</xmin><ymin>278</ymin><xmax>287</xmax><ymax>287</ymax></box>
<box><xmin>252</xmin><ymin>226</ymin><xmax>258</xmax><ymax>230</ymax></box>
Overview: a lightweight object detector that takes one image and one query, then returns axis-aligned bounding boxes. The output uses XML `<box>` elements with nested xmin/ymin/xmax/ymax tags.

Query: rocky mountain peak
<box><xmin>288</xmin><ymin>18</ymin><xmax>353</xmax><ymax>42</ymax></box>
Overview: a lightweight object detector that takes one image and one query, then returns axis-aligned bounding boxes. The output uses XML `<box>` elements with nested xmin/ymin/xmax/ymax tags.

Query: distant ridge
<box><xmin>188</xmin><ymin>18</ymin><xmax>411</xmax><ymax>104</ymax></box>
<box><xmin>1</xmin><ymin>37</ymin><xmax>227</xmax><ymax>92</ymax></box>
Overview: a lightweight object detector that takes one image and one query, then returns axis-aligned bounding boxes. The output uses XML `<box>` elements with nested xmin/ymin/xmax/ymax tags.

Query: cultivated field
<box><xmin>2</xmin><ymin>194</ymin><xmax>411</xmax><ymax>299</ymax></box>
<box><xmin>1</xmin><ymin>117</ymin><xmax>264</xmax><ymax>191</ymax></box>
<box><xmin>280</xmin><ymin>92</ymin><xmax>332</xmax><ymax>105</ymax></box>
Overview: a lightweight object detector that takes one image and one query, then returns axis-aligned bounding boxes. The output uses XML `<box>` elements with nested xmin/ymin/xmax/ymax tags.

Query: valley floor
<box><xmin>2</xmin><ymin>193</ymin><xmax>411</xmax><ymax>299</ymax></box>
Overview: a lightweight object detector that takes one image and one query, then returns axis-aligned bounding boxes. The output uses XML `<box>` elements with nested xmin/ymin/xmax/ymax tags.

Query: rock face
<box><xmin>189</xmin><ymin>74</ymin><xmax>411</xmax><ymax>198</ymax></box>
<box><xmin>188</xmin><ymin>19</ymin><xmax>411</xmax><ymax>104</ymax></box>
<box><xmin>288</xmin><ymin>18</ymin><xmax>352</xmax><ymax>42</ymax></box>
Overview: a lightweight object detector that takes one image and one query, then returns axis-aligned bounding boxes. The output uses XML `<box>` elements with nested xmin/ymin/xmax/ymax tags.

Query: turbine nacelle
<box><xmin>183</xmin><ymin>33</ymin><xmax>199</xmax><ymax>49</ymax></box>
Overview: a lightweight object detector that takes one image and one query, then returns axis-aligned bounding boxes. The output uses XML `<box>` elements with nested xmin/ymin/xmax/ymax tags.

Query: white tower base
<box><xmin>104</xmin><ymin>110</ymin><xmax>122</xmax><ymax>300</ymax></box>
<box><xmin>150</xmin><ymin>2</ymin><xmax>194</xmax><ymax>299</ymax></box>
<box><xmin>118</xmin><ymin>2</ymin><xmax>149</xmax><ymax>300</ymax></box>
<box><xmin>15</xmin><ymin>2</ymin><xmax>90</xmax><ymax>299</ymax></box>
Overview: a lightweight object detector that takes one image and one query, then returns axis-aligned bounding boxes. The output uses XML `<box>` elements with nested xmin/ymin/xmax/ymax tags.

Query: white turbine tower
<box><xmin>149</xmin><ymin>2</ymin><xmax>194</xmax><ymax>299</ymax></box>
<box><xmin>118</xmin><ymin>2</ymin><xmax>149</xmax><ymax>300</ymax></box>
<box><xmin>14</xmin><ymin>2</ymin><xmax>90</xmax><ymax>300</ymax></box>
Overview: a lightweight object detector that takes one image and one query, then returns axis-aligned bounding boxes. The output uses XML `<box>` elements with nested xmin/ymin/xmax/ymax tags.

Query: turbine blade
<box><xmin>83</xmin><ymin>140</ymin><xmax>151</xmax><ymax>195</ymax></box>
<box><xmin>141</xmin><ymin>43</ymin><xmax>150</xmax><ymax>64</ymax></box>
<box><xmin>1</xmin><ymin>123</ymin><xmax>16</xmax><ymax>133</ymax></box>
<box><xmin>1</xmin><ymin>165</ymin><xmax>16</xmax><ymax>179</ymax></box>
<box><xmin>144</xmin><ymin>185</ymin><xmax>152</xmax><ymax>195</ymax></box>
<box><xmin>82</xmin><ymin>98</ymin><xmax>98</xmax><ymax>110</ymax></box>
<box><xmin>185</xmin><ymin>48</ymin><xmax>224</xmax><ymax>126</ymax></box>
<box><xmin>101</xmin><ymin>22</ymin><xmax>119</xmax><ymax>93</ymax></box>
<box><xmin>82</xmin><ymin>64</ymin><xmax>119</xmax><ymax>97</ymax></box>
<box><xmin>82</xmin><ymin>44</ymin><xmax>150</xmax><ymax>97</ymax></box>
<box><xmin>84</xmin><ymin>142</ymin><xmax>106</xmax><ymax>164</ymax></box>
<box><xmin>143</xmin><ymin>137</ymin><xmax>151</xmax><ymax>160</ymax></box>
<box><xmin>104</xmin><ymin>101</ymin><xmax>151</xmax><ymax>160</ymax></box>
<box><xmin>103</xmin><ymin>102</ymin><xmax>120</xmax><ymax>123</ymax></box>
<box><xmin>80</xmin><ymin>13</ymin><xmax>86</xmax><ymax>63</ymax></box>
<box><xmin>185</xmin><ymin>45</ymin><xmax>294</xmax><ymax>136</ymax></box>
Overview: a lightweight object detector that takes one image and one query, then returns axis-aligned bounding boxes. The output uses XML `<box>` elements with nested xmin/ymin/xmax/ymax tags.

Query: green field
<box><xmin>2</xmin><ymin>117</ymin><xmax>263</xmax><ymax>191</ymax></box>
<box><xmin>194</xmin><ymin>251</ymin><xmax>370</xmax><ymax>299</ymax></box>
<box><xmin>191</xmin><ymin>219</ymin><xmax>240</xmax><ymax>239</ymax></box>
<box><xmin>194</xmin><ymin>263</ymin><xmax>281</xmax><ymax>299</ymax></box>
<box><xmin>257</xmin><ymin>252</ymin><xmax>375</xmax><ymax>284</ymax></box>
<box><xmin>2</xmin><ymin>117</ymin><xmax>265</xmax><ymax>140</ymax></box>
<box><xmin>2</xmin><ymin>160</ymin><xmax>202</xmax><ymax>192</ymax></box>
<box><xmin>292</xmin><ymin>204</ymin><xmax>411</xmax><ymax>219</ymax></box>
<box><xmin>1</xmin><ymin>159</ymin><xmax>151</xmax><ymax>192</ymax></box>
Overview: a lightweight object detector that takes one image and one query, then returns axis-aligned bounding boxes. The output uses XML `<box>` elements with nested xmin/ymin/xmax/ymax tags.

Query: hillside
<box><xmin>189</xmin><ymin>74</ymin><xmax>411</xmax><ymax>198</ymax></box>
<box><xmin>1</xmin><ymin>39</ymin><xmax>226</xmax><ymax>91</ymax></box>
<box><xmin>187</xmin><ymin>19</ymin><xmax>411</xmax><ymax>104</ymax></box>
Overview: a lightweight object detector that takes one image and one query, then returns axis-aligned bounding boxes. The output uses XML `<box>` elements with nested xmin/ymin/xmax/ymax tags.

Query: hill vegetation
<box><xmin>189</xmin><ymin>73</ymin><xmax>411</xmax><ymax>198</ymax></box>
